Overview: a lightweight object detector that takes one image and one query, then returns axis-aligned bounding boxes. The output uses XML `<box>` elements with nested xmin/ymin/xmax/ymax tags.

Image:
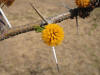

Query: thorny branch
<box><xmin>0</xmin><ymin>3</ymin><xmax>100</xmax><ymax>41</ymax></box>
<box><xmin>0</xmin><ymin>12</ymin><xmax>70</xmax><ymax>41</ymax></box>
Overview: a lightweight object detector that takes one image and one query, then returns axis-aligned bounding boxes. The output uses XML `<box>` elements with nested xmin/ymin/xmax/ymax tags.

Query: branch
<box><xmin>0</xmin><ymin>4</ymin><xmax>99</xmax><ymax>41</ymax></box>
<box><xmin>0</xmin><ymin>12</ymin><xmax>71</xmax><ymax>41</ymax></box>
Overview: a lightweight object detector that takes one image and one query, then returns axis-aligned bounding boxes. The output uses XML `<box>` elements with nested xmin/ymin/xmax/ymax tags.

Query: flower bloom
<box><xmin>76</xmin><ymin>0</ymin><xmax>90</xmax><ymax>8</ymax></box>
<box><xmin>42</xmin><ymin>24</ymin><xmax>64</xmax><ymax>46</ymax></box>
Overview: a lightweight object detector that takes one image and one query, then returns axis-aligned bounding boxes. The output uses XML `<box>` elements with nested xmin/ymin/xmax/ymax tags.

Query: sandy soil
<box><xmin>0</xmin><ymin>0</ymin><xmax>100</xmax><ymax>75</ymax></box>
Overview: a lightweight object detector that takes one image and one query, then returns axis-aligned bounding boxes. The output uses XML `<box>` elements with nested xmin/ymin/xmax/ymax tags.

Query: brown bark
<box><xmin>0</xmin><ymin>12</ymin><xmax>71</xmax><ymax>41</ymax></box>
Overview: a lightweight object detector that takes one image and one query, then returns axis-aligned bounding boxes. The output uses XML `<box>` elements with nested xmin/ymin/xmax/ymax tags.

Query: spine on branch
<box><xmin>0</xmin><ymin>12</ymin><xmax>71</xmax><ymax>41</ymax></box>
<box><xmin>0</xmin><ymin>1</ymin><xmax>100</xmax><ymax>41</ymax></box>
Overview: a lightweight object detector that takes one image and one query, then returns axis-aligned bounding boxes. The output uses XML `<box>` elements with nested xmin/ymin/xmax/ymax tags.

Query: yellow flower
<box><xmin>42</xmin><ymin>24</ymin><xmax>64</xmax><ymax>46</ymax></box>
<box><xmin>75</xmin><ymin>0</ymin><xmax>90</xmax><ymax>8</ymax></box>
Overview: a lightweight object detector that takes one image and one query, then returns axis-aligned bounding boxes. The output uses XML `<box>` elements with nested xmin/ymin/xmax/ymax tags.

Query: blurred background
<box><xmin>0</xmin><ymin>0</ymin><xmax>100</xmax><ymax>75</ymax></box>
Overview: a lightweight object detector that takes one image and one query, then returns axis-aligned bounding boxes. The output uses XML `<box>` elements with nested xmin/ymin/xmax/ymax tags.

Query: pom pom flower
<box><xmin>75</xmin><ymin>0</ymin><xmax>90</xmax><ymax>8</ymax></box>
<box><xmin>42</xmin><ymin>24</ymin><xmax>64</xmax><ymax>46</ymax></box>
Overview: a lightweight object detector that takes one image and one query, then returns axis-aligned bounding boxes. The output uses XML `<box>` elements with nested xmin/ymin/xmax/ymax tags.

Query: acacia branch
<box><xmin>0</xmin><ymin>11</ymin><xmax>71</xmax><ymax>41</ymax></box>
<box><xmin>0</xmin><ymin>4</ymin><xmax>98</xmax><ymax>41</ymax></box>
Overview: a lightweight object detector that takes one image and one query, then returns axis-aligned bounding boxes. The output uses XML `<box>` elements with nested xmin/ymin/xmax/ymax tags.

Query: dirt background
<box><xmin>0</xmin><ymin>0</ymin><xmax>100</xmax><ymax>75</ymax></box>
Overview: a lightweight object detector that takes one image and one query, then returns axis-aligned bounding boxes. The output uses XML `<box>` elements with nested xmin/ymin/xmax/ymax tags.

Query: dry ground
<box><xmin>0</xmin><ymin>0</ymin><xmax>100</xmax><ymax>75</ymax></box>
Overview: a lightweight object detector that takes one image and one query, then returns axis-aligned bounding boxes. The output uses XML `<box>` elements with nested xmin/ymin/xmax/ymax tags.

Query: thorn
<box><xmin>52</xmin><ymin>47</ymin><xmax>60</xmax><ymax>72</ymax></box>
<box><xmin>56</xmin><ymin>63</ymin><xmax>60</xmax><ymax>72</ymax></box>
<box><xmin>29</xmin><ymin>2</ymin><xmax>48</xmax><ymax>24</ymax></box>
<box><xmin>0</xmin><ymin>8</ymin><xmax>12</xmax><ymax>28</ymax></box>
<box><xmin>75</xmin><ymin>16</ymin><xmax>79</xmax><ymax>34</ymax></box>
